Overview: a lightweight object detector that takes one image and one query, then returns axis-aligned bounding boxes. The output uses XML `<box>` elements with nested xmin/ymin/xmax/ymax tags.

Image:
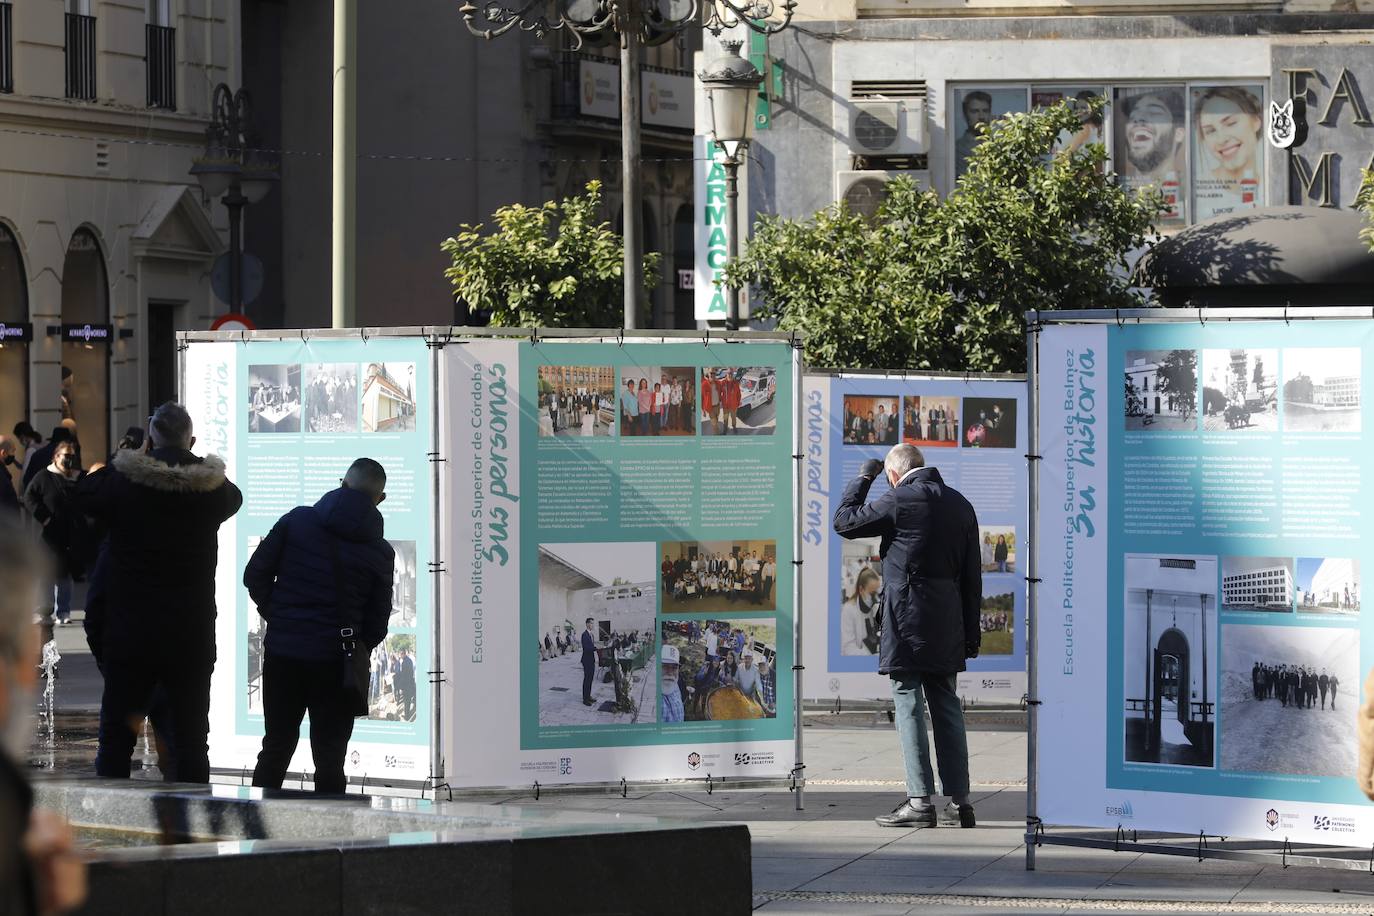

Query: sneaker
<box><xmin>875</xmin><ymin>800</ymin><xmax>937</xmax><ymax>828</ymax></box>
<box><xmin>942</xmin><ymin>801</ymin><xmax>976</xmax><ymax>828</ymax></box>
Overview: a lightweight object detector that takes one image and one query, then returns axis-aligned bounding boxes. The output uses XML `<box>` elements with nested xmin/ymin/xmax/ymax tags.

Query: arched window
<box><xmin>0</xmin><ymin>223</ymin><xmax>29</xmax><ymax>435</ymax></box>
<box><xmin>60</xmin><ymin>227</ymin><xmax>110</xmax><ymax>462</ymax></box>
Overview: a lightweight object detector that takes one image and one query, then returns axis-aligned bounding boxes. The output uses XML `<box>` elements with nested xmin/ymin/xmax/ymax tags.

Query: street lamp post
<box><xmin>190</xmin><ymin>85</ymin><xmax>279</xmax><ymax>318</ymax></box>
<box><xmin>699</xmin><ymin>39</ymin><xmax>762</xmax><ymax>331</ymax></box>
<box><xmin>459</xmin><ymin>0</ymin><xmax>795</xmax><ymax>330</ymax></box>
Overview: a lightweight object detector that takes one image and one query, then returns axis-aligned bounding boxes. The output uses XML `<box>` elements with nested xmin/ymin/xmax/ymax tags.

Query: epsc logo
<box><xmin>559</xmin><ymin>757</ymin><xmax>573</xmax><ymax>776</ymax></box>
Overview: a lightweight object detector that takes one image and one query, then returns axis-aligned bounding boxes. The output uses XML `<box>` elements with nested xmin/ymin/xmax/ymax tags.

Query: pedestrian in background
<box><xmin>0</xmin><ymin>436</ymin><xmax>20</xmax><ymax>515</ymax></box>
<box><xmin>245</xmin><ymin>458</ymin><xmax>393</xmax><ymax>793</ymax></box>
<box><xmin>833</xmin><ymin>443</ymin><xmax>982</xmax><ymax>829</ymax></box>
<box><xmin>23</xmin><ymin>438</ymin><xmax>88</xmax><ymax>629</ymax></box>
<box><xmin>21</xmin><ymin>427</ymin><xmax>70</xmax><ymax>492</ymax></box>
<box><xmin>78</xmin><ymin>402</ymin><xmax>242</xmax><ymax>783</ymax></box>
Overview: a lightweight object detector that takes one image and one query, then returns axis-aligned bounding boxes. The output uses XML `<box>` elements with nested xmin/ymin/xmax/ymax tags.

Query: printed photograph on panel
<box><xmin>660</xmin><ymin>619</ymin><xmax>779</xmax><ymax>722</ymax></box>
<box><xmin>839</xmin><ymin>537</ymin><xmax>882</xmax><ymax>656</ymax></box>
<box><xmin>902</xmin><ymin>396</ymin><xmax>959</xmax><ymax>448</ymax></box>
<box><xmin>979</xmin><ymin>526</ymin><xmax>1017</xmax><ymax>574</ymax></box>
<box><xmin>1281</xmin><ymin>348</ymin><xmax>1361</xmax><ymax>433</ymax></box>
<box><xmin>1295</xmin><ymin>558</ymin><xmax>1360</xmax><ymax>616</ymax></box>
<box><xmin>952</xmin><ymin>87</ymin><xmax>1027</xmax><ymax>177</ymax></box>
<box><xmin>700</xmin><ymin>366</ymin><xmax>777</xmax><ymax>436</ymax></box>
<box><xmin>537</xmin><ymin>542</ymin><xmax>657</xmax><ymax>727</ymax></box>
<box><xmin>962</xmin><ymin>397</ymin><xmax>1017</xmax><ymax>448</ymax></box>
<box><xmin>1114</xmin><ymin>86</ymin><xmax>1187</xmax><ymax>224</ymax></box>
<box><xmin>1190</xmin><ymin>85</ymin><xmax>1264</xmax><ymax>220</ymax></box>
<box><xmin>1124</xmin><ymin>350</ymin><xmax>1198</xmax><ymax>430</ymax></box>
<box><xmin>247</xmin><ymin>364</ymin><xmax>301</xmax><ymax>433</ymax></box>
<box><xmin>1202</xmin><ymin>348</ymin><xmax>1278</xmax><ymax>431</ymax></box>
<box><xmin>1032</xmin><ymin>88</ymin><xmax>1105</xmax><ymax>163</ymax></box>
<box><xmin>389</xmin><ymin>540</ymin><xmax>417</xmax><ymax>629</ymax></box>
<box><xmin>538</xmin><ymin>365</ymin><xmax>615</xmax><ymax>437</ymax></box>
<box><xmin>362</xmin><ymin>362</ymin><xmax>417</xmax><ymax>433</ymax></box>
<box><xmin>1123</xmin><ymin>554</ymin><xmax>1217</xmax><ymax>768</ymax></box>
<box><xmin>304</xmin><ymin>363</ymin><xmax>358</xmax><ymax>434</ymax></box>
<box><xmin>1220</xmin><ymin>623</ymin><xmax>1357</xmax><ymax>778</ymax></box>
<box><xmin>842</xmin><ymin>395</ymin><xmax>900</xmax><ymax>446</ymax></box>
<box><xmin>979</xmin><ymin>590</ymin><xmax>1014</xmax><ymax>655</ymax></box>
<box><xmin>1221</xmin><ymin>556</ymin><xmax>1295</xmax><ymax>613</ymax></box>
<box><xmin>661</xmin><ymin>540</ymin><xmax>777</xmax><ymax>613</ymax></box>
<box><xmin>368</xmin><ymin>633</ymin><xmax>418</xmax><ymax>722</ymax></box>
<box><xmin>619</xmin><ymin>367</ymin><xmax>697</xmax><ymax>437</ymax></box>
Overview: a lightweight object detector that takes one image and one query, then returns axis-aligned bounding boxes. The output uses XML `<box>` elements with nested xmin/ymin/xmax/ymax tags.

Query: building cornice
<box><xmin>0</xmin><ymin>94</ymin><xmax>209</xmax><ymax>144</ymax></box>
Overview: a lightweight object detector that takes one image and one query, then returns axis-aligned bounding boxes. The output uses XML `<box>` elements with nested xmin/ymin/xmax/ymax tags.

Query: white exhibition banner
<box><xmin>441</xmin><ymin>337</ymin><xmax>799</xmax><ymax>788</ymax></box>
<box><xmin>1035</xmin><ymin>318</ymin><xmax>1374</xmax><ymax>845</ymax></box>
<box><xmin>801</xmin><ymin>373</ymin><xmax>1028</xmax><ymax>706</ymax></box>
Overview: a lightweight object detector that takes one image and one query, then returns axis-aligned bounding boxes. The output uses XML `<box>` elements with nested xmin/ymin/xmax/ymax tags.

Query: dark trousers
<box><xmin>252</xmin><ymin>654</ymin><xmax>356</xmax><ymax>794</ymax></box>
<box><xmin>582</xmin><ymin>662</ymin><xmax>595</xmax><ymax>703</ymax></box>
<box><xmin>97</xmin><ymin>658</ymin><xmax>213</xmax><ymax>783</ymax></box>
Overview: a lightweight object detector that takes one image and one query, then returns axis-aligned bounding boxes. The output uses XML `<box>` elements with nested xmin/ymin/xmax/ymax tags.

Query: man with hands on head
<box><xmin>833</xmin><ymin>445</ymin><xmax>983</xmax><ymax>829</ymax></box>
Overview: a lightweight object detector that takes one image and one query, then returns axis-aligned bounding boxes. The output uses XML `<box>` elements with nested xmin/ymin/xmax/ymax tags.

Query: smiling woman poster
<box><xmin>1190</xmin><ymin>85</ymin><xmax>1265</xmax><ymax>221</ymax></box>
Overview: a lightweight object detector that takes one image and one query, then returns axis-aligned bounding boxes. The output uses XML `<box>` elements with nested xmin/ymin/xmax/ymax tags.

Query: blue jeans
<box><xmin>53</xmin><ymin>575</ymin><xmax>72</xmax><ymax>623</ymax></box>
<box><xmin>890</xmin><ymin>671</ymin><xmax>969</xmax><ymax>800</ymax></box>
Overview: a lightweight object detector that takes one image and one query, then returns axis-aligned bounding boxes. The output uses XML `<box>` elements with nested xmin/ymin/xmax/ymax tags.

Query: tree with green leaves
<box><xmin>722</xmin><ymin>100</ymin><xmax>1168</xmax><ymax>371</ymax></box>
<box><xmin>1358</xmin><ymin>169</ymin><xmax>1374</xmax><ymax>253</ymax></box>
<box><xmin>442</xmin><ymin>180</ymin><xmax>660</xmax><ymax>328</ymax></box>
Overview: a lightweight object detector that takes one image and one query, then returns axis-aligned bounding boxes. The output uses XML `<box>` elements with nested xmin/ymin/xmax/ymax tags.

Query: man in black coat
<box><xmin>245</xmin><ymin>458</ymin><xmax>394</xmax><ymax>794</ymax></box>
<box><xmin>78</xmin><ymin>402</ymin><xmax>242</xmax><ymax>783</ymax></box>
<box><xmin>833</xmin><ymin>444</ymin><xmax>982</xmax><ymax>829</ymax></box>
<box><xmin>580</xmin><ymin>617</ymin><xmax>598</xmax><ymax>706</ymax></box>
<box><xmin>0</xmin><ymin>436</ymin><xmax>19</xmax><ymax>514</ymax></box>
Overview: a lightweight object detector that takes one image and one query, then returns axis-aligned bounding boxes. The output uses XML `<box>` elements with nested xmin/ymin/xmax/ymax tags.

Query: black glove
<box><xmin>859</xmin><ymin>459</ymin><xmax>883</xmax><ymax>480</ymax></box>
<box><xmin>965</xmin><ymin>643</ymin><xmax>980</xmax><ymax>659</ymax></box>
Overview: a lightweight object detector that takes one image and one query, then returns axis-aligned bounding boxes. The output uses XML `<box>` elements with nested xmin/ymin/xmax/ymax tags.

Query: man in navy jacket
<box><xmin>244</xmin><ymin>458</ymin><xmax>394</xmax><ymax>794</ymax></box>
<box><xmin>580</xmin><ymin>617</ymin><xmax>598</xmax><ymax>706</ymax></box>
<box><xmin>833</xmin><ymin>444</ymin><xmax>982</xmax><ymax>829</ymax></box>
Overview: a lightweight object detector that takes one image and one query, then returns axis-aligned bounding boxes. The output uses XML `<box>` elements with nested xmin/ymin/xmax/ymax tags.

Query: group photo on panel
<box><xmin>538</xmin><ymin>365</ymin><xmax>616</xmax><ymax>438</ymax></box>
<box><xmin>619</xmin><ymin>367</ymin><xmax>697</xmax><ymax>437</ymax></box>
<box><xmin>659</xmin><ymin>619</ymin><xmax>778</xmax><ymax>723</ymax></box>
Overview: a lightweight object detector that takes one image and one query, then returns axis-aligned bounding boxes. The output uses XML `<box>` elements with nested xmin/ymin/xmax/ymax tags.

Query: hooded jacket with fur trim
<box><xmin>77</xmin><ymin>446</ymin><xmax>242</xmax><ymax>663</ymax></box>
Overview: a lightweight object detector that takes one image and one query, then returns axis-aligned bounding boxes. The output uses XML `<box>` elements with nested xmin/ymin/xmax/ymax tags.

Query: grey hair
<box><xmin>0</xmin><ymin>514</ymin><xmax>46</xmax><ymax>662</ymax></box>
<box><xmin>884</xmin><ymin>443</ymin><xmax>925</xmax><ymax>479</ymax></box>
<box><xmin>150</xmin><ymin>401</ymin><xmax>194</xmax><ymax>449</ymax></box>
<box><xmin>343</xmin><ymin>457</ymin><xmax>387</xmax><ymax>500</ymax></box>
<box><xmin>0</xmin><ymin>435</ymin><xmax>14</xmax><ymax>455</ymax></box>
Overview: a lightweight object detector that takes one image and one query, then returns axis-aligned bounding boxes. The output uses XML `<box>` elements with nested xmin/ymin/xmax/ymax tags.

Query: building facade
<box><xmin>1222</xmin><ymin>564</ymin><xmax>1295</xmax><ymax>609</ymax></box>
<box><xmin>0</xmin><ymin>0</ymin><xmax>234</xmax><ymax>464</ymax></box>
<box><xmin>1124</xmin><ymin>355</ymin><xmax>1188</xmax><ymax>419</ymax></box>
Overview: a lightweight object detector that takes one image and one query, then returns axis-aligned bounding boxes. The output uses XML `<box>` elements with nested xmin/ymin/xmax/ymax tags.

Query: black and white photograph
<box><xmin>1220</xmin><ymin>556</ymin><xmax>1294</xmax><ymax>613</ymax></box>
<box><xmin>248</xmin><ymin>364</ymin><xmax>301</xmax><ymax>433</ymax></box>
<box><xmin>362</xmin><ymin>362</ymin><xmax>417</xmax><ymax>433</ymax></box>
<box><xmin>1281</xmin><ymin>348</ymin><xmax>1361</xmax><ymax>433</ymax></box>
<box><xmin>661</xmin><ymin>540</ymin><xmax>777</xmax><ymax>613</ymax></box>
<box><xmin>538</xmin><ymin>365</ymin><xmax>615</xmax><ymax>437</ymax></box>
<box><xmin>700</xmin><ymin>367</ymin><xmax>777</xmax><ymax>436</ymax></box>
<box><xmin>962</xmin><ymin>397</ymin><xmax>1016</xmax><ymax>448</ymax></box>
<box><xmin>902</xmin><ymin>396</ymin><xmax>959</xmax><ymax>448</ymax></box>
<box><xmin>303</xmin><ymin>363</ymin><xmax>358</xmax><ymax>434</ymax></box>
<box><xmin>368</xmin><ymin>633</ymin><xmax>418</xmax><ymax>722</ymax></box>
<box><xmin>838</xmin><ymin>537</ymin><xmax>882</xmax><ymax>656</ymax></box>
<box><xmin>389</xmin><ymin>540</ymin><xmax>417</xmax><ymax>628</ymax></box>
<box><xmin>1202</xmin><ymin>348</ymin><xmax>1278</xmax><ymax>431</ymax></box>
<box><xmin>618</xmin><ymin>367</ymin><xmax>696</xmax><ymax>437</ymax></box>
<box><xmin>537</xmin><ymin>542</ymin><xmax>657</xmax><ymax>727</ymax></box>
<box><xmin>659</xmin><ymin>619</ymin><xmax>779</xmax><ymax>722</ymax></box>
<box><xmin>1219</xmin><ymin>623</ymin><xmax>1357</xmax><ymax>778</ymax></box>
<box><xmin>1123</xmin><ymin>554</ymin><xmax>1217</xmax><ymax>768</ymax></box>
<box><xmin>1295</xmin><ymin>558</ymin><xmax>1360</xmax><ymax>616</ymax></box>
<box><xmin>842</xmin><ymin>395</ymin><xmax>899</xmax><ymax>446</ymax></box>
<box><xmin>978</xmin><ymin>526</ymin><xmax>1016</xmax><ymax>574</ymax></box>
<box><xmin>1124</xmin><ymin>350</ymin><xmax>1198</xmax><ymax>430</ymax></box>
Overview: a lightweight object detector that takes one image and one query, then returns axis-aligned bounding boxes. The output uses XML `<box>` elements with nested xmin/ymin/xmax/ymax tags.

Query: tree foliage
<box><xmin>442</xmin><ymin>180</ymin><xmax>660</xmax><ymax>328</ymax></box>
<box><xmin>1358</xmin><ymin>169</ymin><xmax>1374</xmax><ymax>253</ymax></box>
<box><xmin>722</xmin><ymin>100</ymin><xmax>1169</xmax><ymax>371</ymax></box>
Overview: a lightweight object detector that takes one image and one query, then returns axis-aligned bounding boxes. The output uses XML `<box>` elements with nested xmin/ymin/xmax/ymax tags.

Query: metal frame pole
<box><xmin>429</xmin><ymin>337</ymin><xmax>445</xmax><ymax>787</ymax></box>
<box><xmin>331</xmin><ymin>0</ymin><xmax>357</xmax><ymax>328</ymax></box>
<box><xmin>1024</xmin><ymin>313</ymin><xmax>1040</xmax><ymax>871</ymax></box>
<box><xmin>620</xmin><ymin>15</ymin><xmax>643</xmax><ymax>330</ymax></box>
<box><xmin>791</xmin><ymin>340</ymin><xmax>805</xmax><ymax>810</ymax></box>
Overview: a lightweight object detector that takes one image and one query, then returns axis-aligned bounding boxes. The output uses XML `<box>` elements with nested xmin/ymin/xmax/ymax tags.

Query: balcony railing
<box><xmin>65</xmin><ymin>13</ymin><xmax>96</xmax><ymax>101</ymax></box>
<box><xmin>146</xmin><ymin>24</ymin><xmax>175</xmax><ymax>109</ymax></box>
<box><xmin>0</xmin><ymin>3</ymin><xmax>13</xmax><ymax>94</ymax></box>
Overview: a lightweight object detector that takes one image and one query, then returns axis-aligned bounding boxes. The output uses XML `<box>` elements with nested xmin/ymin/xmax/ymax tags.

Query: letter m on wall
<box><xmin>1289</xmin><ymin>150</ymin><xmax>1337</xmax><ymax>208</ymax></box>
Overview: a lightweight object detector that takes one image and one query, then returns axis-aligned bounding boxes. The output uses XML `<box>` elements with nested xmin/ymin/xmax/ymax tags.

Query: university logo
<box><xmin>1104</xmin><ymin>800</ymin><xmax>1134</xmax><ymax>819</ymax></box>
<box><xmin>687</xmin><ymin>752</ymin><xmax>702</xmax><ymax>771</ymax></box>
<box><xmin>1265</xmin><ymin>808</ymin><xmax>1280</xmax><ymax>831</ymax></box>
<box><xmin>1313</xmin><ymin>815</ymin><xmax>1331</xmax><ymax>831</ymax></box>
<box><xmin>349</xmin><ymin>750</ymin><xmax>361</xmax><ymax>767</ymax></box>
<box><xmin>582</xmin><ymin>69</ymin><xmax>595</xmax><ymax>107</ymax></box>
<box><xmin>559</xmin><ymin>757</ymin><xmax>573</xmax><ymax>776</ymax></box>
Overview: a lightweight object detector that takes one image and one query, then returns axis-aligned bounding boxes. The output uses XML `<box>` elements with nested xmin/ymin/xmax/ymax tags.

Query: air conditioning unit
<box><xmin>848</xmin><ymin>99</ymin><xmax>928</xmax><ymax>155</ymax></box>
<box><xmin>835</xmin><ymin>170</ymin><xmax>931</xmax><ymax>219</ymax></box>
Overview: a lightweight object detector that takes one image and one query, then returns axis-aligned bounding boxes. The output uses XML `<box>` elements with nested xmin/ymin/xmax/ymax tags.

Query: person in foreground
<box><xmin>245</xmin><ymin>459</ymin><xmax>394</xmax><ymax>794</ymax></box>
<box><xmin>0</xmin><ymin>513</ymin><xmax>87</xmax><ymax>914</ymax></box>
<box><xmin>832</xmin><ymin>444</ymin><xmax>982</xmax><ymax>828</ymax></box>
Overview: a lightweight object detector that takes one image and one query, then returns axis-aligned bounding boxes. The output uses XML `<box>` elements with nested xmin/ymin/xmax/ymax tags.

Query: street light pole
<box><xmin>721</xmin><ymin>151</ymin><xmax>740</xmax><ymax>330</ymax></box>
<box><xmin>620</xmin><ymin>6</ymin><xmax>643</xmax><ymax>329</ymax></box>
<box><xmin>225</xmin><ymin>189</ymin><xmax>246</xmax><ymax>315</ymax></box>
